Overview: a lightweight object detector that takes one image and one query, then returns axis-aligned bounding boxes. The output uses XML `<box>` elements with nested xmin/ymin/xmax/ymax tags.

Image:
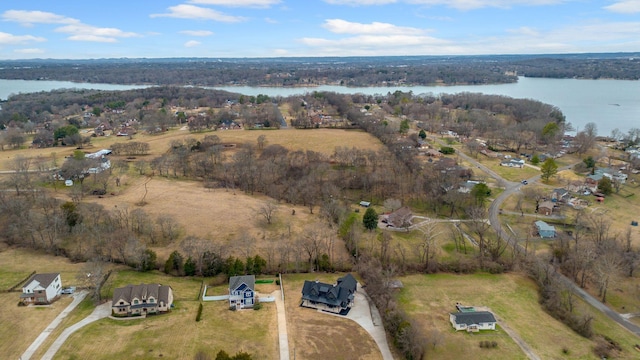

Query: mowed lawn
<box><xmin>0</xmin><ymin>247</ymin><xmax>92</xmax><ymax>359</ymax></box>
<box><xmin>397</xmin><ymin>273</ymin><xmax>615</xmax><ymax>360</ymax></box>
<box><xmin>282</xmin><ymin>273</ymin><xmax>383</xmax><ymax>360</ymax></box>
<box><xmin>54</xmin><ymin>270</ymin><xmax>279</xmax><ymax>360</ymax></box>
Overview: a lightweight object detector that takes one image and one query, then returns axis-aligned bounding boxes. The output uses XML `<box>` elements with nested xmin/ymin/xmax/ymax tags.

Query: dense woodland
<box><xmin>1</xmin><ymin>53</ymin><xmax>639</xmax><ymax>88</ymax></box>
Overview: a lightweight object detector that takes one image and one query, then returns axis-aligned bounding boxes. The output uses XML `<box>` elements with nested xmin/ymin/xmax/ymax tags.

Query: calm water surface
<box><xmin>1</xmin><ymin>77</ymin><xmax>638</xmax><ymax>135</ymax></box>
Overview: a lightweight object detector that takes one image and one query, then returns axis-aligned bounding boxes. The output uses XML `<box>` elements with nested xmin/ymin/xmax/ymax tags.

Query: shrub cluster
<box><xmin>196</xmin><ymin>303</ymin><xmax>203</xmax><ymax>322</ymax></box>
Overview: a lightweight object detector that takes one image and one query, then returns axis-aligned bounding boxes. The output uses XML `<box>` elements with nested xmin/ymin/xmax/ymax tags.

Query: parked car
<box><xmin>521</xmin><ymin>180</ymin><xmax>528</xmax><ymax>185</ymax></box>
<box><xmin>61</xmin><ymin>286</ymin><xmax>76</xmax><ymax>294</ymax></box>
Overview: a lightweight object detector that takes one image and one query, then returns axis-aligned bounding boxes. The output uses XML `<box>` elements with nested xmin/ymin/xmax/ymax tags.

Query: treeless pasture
<box><xmin>397</xmin><ymin>273</ymin><xmax>640</xmax><ymax>360</ymax></box>
<box><xmin>0</xmin><ymin>247</ymin><xmax>93</xmax><ymax>359</ymax></box>
<box><xmin>282</xmin><ymin>273</ymin><xmax>382</xmax><ymax>360</ymax></box>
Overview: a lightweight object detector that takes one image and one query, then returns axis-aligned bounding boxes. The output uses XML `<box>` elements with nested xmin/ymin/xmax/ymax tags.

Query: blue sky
<box><xmin>0</xmin><ymin>0</ymin><xmax>639</xmax><ymax>59</ymax></box>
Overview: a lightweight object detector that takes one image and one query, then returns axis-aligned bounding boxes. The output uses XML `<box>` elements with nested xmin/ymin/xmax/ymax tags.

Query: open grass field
<box><xmin>282</xmin><ymin>273</ymin><xmax>383</xmax><ymax>360</ymax></box>
<box><xmin>0</xmin><ymin>246</ymin><xmax>95</xmax><ymax>359</ymax></box>
<box><xmin>396</xmin><ymin>272</ymin><xmax>639</xmax><ymax>360</ymax></box>
<box><xmin>52</xmin><ymin>270</ymin><xmax>278</xmax><ymax>360</ymax></box>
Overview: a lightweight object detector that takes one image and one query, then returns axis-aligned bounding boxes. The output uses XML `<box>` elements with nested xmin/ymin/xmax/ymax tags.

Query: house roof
<box><xmin>111</xmin><ymin>284</ymin><xmax>172</xmax><ymax>306</ymax></box>
<box><xmin>388</xmin><ymin>206</ymin><xmax>413</xmax><ymax>228</ymax></box>
<box><xmin>450</xmin><ymin>311</ymin><xmax>497</xmax><ymax>325</ymax></box>
<box><xmin>25</xmin><ymin>273</ymin><xmax>59</xmax><ymax>289</ymax></box>
<box><xmin>539</xmin><ymin>201</ymin><xmax>555</xmax><ymax>210</ymax></box>
<box><xmin>229</xmin><ymin>275</ymin><xmax>255</xmax><ymax>292</ymax></box>
<box><xmin>535</xmin><ymin>220</ymin><xmax>555</xmax><ymax>232</ymax></box>
<box><xmin>301</xmin><ymin>273</ymin><xmax>357</xmax><ymax>308</ymax></box>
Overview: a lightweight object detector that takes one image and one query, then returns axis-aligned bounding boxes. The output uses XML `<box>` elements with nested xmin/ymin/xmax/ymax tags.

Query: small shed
<box><xmin>359</xmin><ymin>201</ymin><xmax>371</xmax><ymax>207</ymax></box>
<box><xmin>535</xmin><ymin>220</ymin><xmax>556</xmax><ymax>238</ymax></box>
<box><xmin>538</xmin><ymin>201</ymin><xmax>555</xmax><ymax>216</ymax></box>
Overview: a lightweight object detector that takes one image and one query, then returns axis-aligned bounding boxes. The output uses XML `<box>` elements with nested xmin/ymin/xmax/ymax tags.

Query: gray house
<box><xmin>229</xmin><ymin>275</ymin><xmax>255</xmax><ymax>309</ymax></box>
<box><xmin>111</xmin><ymin>283</ymin><xmax>173</xmax><ymax>317</ymax></box>
<box><xmin>535</xmin><ymin>220</ymin><xmax>556</xmax><ymax>238</ymax></box>
<box><xmin>301</xmin><ymin>273</ymin><xmax>357</xmax><ymax>314</ymax></box>
<box><xmin>450</xmin><ymin>311</ymin><xmax>497</xmax><ymax>332</ymax></box>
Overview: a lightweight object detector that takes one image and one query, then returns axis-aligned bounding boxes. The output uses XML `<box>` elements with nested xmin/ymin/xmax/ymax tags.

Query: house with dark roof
<box><xmin>301</xmin><ymin>273</ymin><xmax>357</xmax><ymax>314</ymax></box>
<box><xmin>111</xmin><ymin>284</ymin><xmax>173</xmax><ymax>317</ymax></box>
<box><xmin>229</xmin><ymin>275</ymin><xmax>255</xmax><ymax>309</ymax></box>
<box><xmin>449</xmin><ymin>311</ymin><xmax>497</xmax><ymax>332</ymax></box>
<box><xmin>20</xmin><ymin>273</ymin><xmax>62</xmax><ymax>304</ymax></box>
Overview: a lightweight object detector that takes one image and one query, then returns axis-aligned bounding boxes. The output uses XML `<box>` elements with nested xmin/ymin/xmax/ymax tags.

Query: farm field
<box><xmin>282</xmin><ymin>273</ymin><xmax>384</xmax><ymax>360</ymax></box>
<box><xmin>397</xmin><ymin>272</ymin><xmax>640</xmax><ymax>360</ymax></box>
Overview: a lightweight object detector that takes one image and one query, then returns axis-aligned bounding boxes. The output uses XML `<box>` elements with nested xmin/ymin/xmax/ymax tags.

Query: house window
<box><xmin>134</xmin><ymin>300</ymin><xmax>139</xmax><ymax>304</ymax></box>
<box><xmin>119</xmin><ymin>301</ymin><xmax>124</xmax><ymax>305</ymax></box>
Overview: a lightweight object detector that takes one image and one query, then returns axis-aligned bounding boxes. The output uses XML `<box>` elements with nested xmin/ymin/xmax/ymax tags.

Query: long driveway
<box><xmin>456</xmin><ymin>147</ymin><xmax>640</xmax><ymax>337</ymax></box>
<box><xmin>346</xmin><ymin>285</ymin><xmax>394</xmax><ymax>360</ymax></box>
<box><xmin>21</xmin><ymin>291</ymin><xmax>88</xmax><ymax>360</ymax></box>
<box><xmin>41</xmin><ymin>301</ymin><xmax>111</xmax><ymax>360</ymax></box>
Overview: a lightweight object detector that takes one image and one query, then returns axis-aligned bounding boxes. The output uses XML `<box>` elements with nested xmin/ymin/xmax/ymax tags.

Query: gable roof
<box><xmin>25</xmin><ymin>273</ymin><xmax>59</xmax><ymax>288</ymax></box>
<box><xmin>535</xmin><ymin>220</ymin><xmax>555</xmax><ymax>232</ymax></box>
<box><xmin>112</xmin><ymin>284</ymin><xmax>171</xmax><ymax>306</ymax></box>
<box><xmin>450</xmin><ymin>311</ymin><xmax>496</xmax><ymax>325</ymax></box>
<box><xmin>539</xmin><ymin>201</ymin><xmax>555</xmax><ymax>210</ymax></box>
<box><xmin>301</xmin><ymin>273</ymin><xmax>357</xmax><ymax>308</ymax></box>
<box><xmin>229</xmin><ymin>275</ymin><xmax>255</xmax><ymax>292</ymax></box>
<box><xmin>388</xmin><ymin>206</ymin><xmax>413</xmax><ymax>228</ymax></box>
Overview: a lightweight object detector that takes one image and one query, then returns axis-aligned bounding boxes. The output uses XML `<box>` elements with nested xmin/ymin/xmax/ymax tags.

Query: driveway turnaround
<box><xmin>21</xmin><ymin>291</ymin><xmax>88</xmax><ymax>360</ymax></box>
<box><xmin>346</xmin><ymin>285</ymin><xmax>394</xmax><ymax>360</ymax></box>
<box><xmin>41</xmin><ymin>301</ymin><xmax>111</xmax><ymax>360</ymax></box>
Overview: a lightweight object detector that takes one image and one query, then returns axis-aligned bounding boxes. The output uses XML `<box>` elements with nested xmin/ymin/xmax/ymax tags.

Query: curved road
<box><xmin>456</xmin><ymin>148</ymin><xmax>640</xmax><ymax>338</ymax></box>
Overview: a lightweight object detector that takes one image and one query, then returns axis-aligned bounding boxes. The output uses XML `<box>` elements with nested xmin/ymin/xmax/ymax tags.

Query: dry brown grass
<box><xmin>0</xmin><ymin>247</ymin><xmax>97</xmax><ymax>359</ymax></box>
<box><xmin>398</xmin><ymin>273</ymin><xmax>605</xmax><ymax>360</ymax></box>
<box><xmin>282</xmin><ymin>273</ymin><xmax>383</xmax><ymax>360</ymax></box>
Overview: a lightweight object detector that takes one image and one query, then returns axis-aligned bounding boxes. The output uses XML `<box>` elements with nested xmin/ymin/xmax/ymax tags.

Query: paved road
<box><xmin>41</xmin><ymin>301</ymin><xmax>111</xmax><ymax>360</ymax></box>
<box><xmin>456</xmin><ymin>147</ymin><xmax>640</xmax><ymax>338</ymax></box>
<box><xmin>21</xmin><ymin>291</ymin><xmax>88</xmax><ymax>360</ymax></box>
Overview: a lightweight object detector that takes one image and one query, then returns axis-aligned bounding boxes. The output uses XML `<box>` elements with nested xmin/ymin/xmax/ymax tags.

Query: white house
<box><xmin>20</xmin><ymin>273</ymin><xmax>62</xmax><ymax>304</ymax></box>
<box><xmin>449</xmin><ymin>311</ymin><xmax>497</xmax><ymax>332</ymax></box>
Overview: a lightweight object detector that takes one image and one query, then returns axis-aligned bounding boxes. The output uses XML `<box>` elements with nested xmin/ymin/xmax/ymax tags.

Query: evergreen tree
<box><xmin>363</xmin><ymin>207</ymin><xmax>379</xmax><ymax>231</ymax></box>
<box><xmin>540</xmin><ymin>158</ymin><xmax>558</xmax><ymax>182</ymax></box>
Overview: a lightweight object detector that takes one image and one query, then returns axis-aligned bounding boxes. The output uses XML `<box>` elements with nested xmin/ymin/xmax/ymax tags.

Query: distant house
<box><xmin>450</xmin><ymin>311</ymin><xmax>497</xmax><ymax>332</ymax></box>
<box><xmin>301</xmin><ymin>273</ymin><xmax>357</xmax><ymax>314</ymax></box>
<box><xmin>20</xmin><ymin>273</ymin><xmax>62</xmax><ymax>304</ymax></box>
<box><xmin>500</xmin><ymin>159</ymin><xmax>525</xmax><ymax>168</ymax></box>
<box><xmin>538</xmin><ymin>201</ymin><xmax>555</xmax><ymax>216</ymax></box>
<box><xmin>387</xmin><ymin>206</ymin><xmax>413</xmax><ymax>228</ymax></box>
<box><xmin>552</xmin><ymin>188</ymin><xmax>570</xmax><ymax>202</ymax></box>
<box><xmin>229</xmin><ymin>275</ymin><xmax>255</xmax><ymax>309</ymax></box>
<box><xmin>111</xmin><ymin>284</ymin><xmax>173</xmax><ymax>317</ymax></box>
<box><xmin>535</xmin><ymin>220</ymin><xmax>556</xmax><ymax>238</ymax></box>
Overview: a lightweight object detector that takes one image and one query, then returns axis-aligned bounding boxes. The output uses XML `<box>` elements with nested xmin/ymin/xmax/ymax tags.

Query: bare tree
<box><xmin>383</xmin><ymin>198</ymin><xmax>402</xmax><ymax>213</ymax></box>
<box><xmin>257</xmin><ymin>201</ymin><xmax>278</xmax><ymax>225</ymax></box>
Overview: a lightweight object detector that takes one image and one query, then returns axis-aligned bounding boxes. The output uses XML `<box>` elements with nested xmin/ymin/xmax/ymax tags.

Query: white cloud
<box><xmin>604</xmin><ymin>1</ymin><xmax>640</xmax><ymax>13</ymax></box>
<box><xmin>265</xmin><ymin>17</ymin><xmax>279</xmax><ymax>24</ymax></box>
<box><xmin>507</xmin><ymin>26</ymin><xmax>540</xmax><ymax>36</ymax></box>
<box><xmin>2</xmin><ymin>10</ymin><xmax>79</xmax><ymax>26</ymax></box>
<box><xmin>323</xmin><ymin>19</ymin><xmax>425</xmax><ymax>35</ymax></box>
<box><xmin>188</xmin><ymin>0</ymin><xmax>281</xmax><ymax>7</ymax></box>
<box><xmin>56</xmin><ymin>24</ymin><xmax>139</xmax><ymax>43</ymax></box>
<box><xmin>180</xmin><ymin>30</ymin><xmax>214</xmax><ymax>36</ymax></box>
<box><xmin>185</xmin><ymin>40</ymin><xmax>202</xmax><ymax>47</ymax></box>
<box><xmin>14</xmin><ymin>48</ymin><xmax>45</xmax><ymax>54</ymax></box>
<box><xmin>0</xmin><ymin>31</ymin><xmax>46</xmax><ymax>45</ymax></box>
<box><xmin>150</xmin><ymin>4</ymin><xmax>247</xmax><ymax>22</ymax></box>
<box><xmin>323</xmin><ymin>0</ymin><xmax>398</xmax><ymax>5</ymax></box>
<box><xmin>325</xmin><ymin>0</ymin><xmax>566</xmax><ymax>10</ymax></box>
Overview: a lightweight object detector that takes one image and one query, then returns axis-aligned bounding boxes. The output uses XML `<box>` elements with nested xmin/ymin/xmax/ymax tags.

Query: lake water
<box><xmin>1</xmin><ymin>77</ymin><xmax>638</xmax><ymax>135</ymax></box>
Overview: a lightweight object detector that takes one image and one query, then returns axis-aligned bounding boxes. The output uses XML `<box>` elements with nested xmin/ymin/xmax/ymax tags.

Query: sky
<box><xmin>0</xmin><ymin>0</ymin><xmax>639</xmax><ymax>59</ymax></box>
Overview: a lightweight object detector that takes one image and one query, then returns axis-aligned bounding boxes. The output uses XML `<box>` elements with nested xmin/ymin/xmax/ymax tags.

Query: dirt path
<box><xmin>40</xmin><ymin>301</ymin><xmax>111</xmax><ymax>360</ymax></box>
<box><xmin>21</xmin><ymin>291</ymin><xmax>88</xmax><ymax>360</ymax></box>
<box><xmin>477</xmin><ymin>306</ymin><xmax>541</xmax><ymax>360</ymax></box>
